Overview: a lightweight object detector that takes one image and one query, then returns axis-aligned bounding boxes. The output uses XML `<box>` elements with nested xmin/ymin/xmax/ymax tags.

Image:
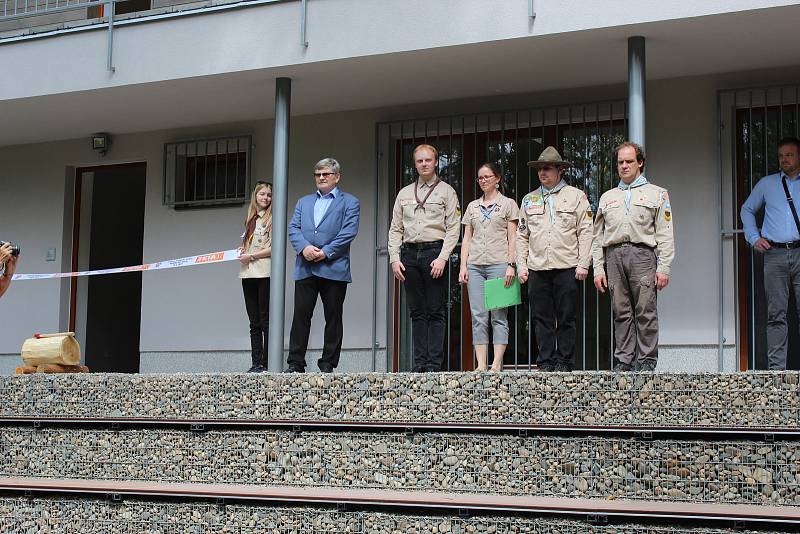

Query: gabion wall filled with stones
<box><xmin>1</xmin><ymin>428</ymin><xmax>798</xmax><ymax>506</ymax></box>
<box><xmin>0</xmin><ymin>497</ymin><xmax>780</xmax><ymax>533</ymax></box>
<box><xmin>0</xmin><ymin>372</ymin><xmax>798</xmax><ymax>428</ymax></box>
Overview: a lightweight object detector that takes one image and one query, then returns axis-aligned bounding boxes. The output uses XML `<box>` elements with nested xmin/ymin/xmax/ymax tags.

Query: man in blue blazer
<box><xmin>287</xmin><ymin>158</ymin><xmax>360</xmax><ymax>373</ymax></box>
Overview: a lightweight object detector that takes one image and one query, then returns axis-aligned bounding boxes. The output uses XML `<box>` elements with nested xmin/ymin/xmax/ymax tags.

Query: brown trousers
<box><xmin>606</xmin><ymin>243</ymin><xmax>658</xmax><ymax>364</ymax></box>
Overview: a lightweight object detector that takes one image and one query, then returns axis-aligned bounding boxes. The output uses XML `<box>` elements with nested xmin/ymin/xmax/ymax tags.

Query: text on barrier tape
<box><xmin>11</xmin><ymin>249</ymin><xmax>241</xmax><ymax>281</ymax></box>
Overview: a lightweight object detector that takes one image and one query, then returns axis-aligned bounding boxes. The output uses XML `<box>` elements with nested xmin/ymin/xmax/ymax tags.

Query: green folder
<box><xmin>484</xmin><ymin>277</ymin><xmax>522</xmax><ymax>311</ymax></box>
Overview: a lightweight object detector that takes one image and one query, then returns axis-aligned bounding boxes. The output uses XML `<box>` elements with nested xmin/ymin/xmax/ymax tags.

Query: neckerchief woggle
<box><xmin>618</xmin><ymin>175</ymin><xmax>648</xmax><ymax>214</ymax></box>
<box><xmin>542</xmin><ymin>180</ymin><xmax>567</xmax><ymax>224</ymax></box>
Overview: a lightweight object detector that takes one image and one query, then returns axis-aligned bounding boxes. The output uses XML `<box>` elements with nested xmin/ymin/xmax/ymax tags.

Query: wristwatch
<box><xmin>507</xmin><ymin>262</ymin><xmax>516</xmax><ymax>268</ymax></box>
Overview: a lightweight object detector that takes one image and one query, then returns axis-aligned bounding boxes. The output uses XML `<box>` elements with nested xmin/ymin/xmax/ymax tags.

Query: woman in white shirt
<box><xmin>458</xmin><ymin>163</ymin><xmax>519</xmax><ymax>371</ymax></box>
<box><xmin>239</xmin><ymin>181</ymin><xmax>273</xmax><ymax>372</ymax></box>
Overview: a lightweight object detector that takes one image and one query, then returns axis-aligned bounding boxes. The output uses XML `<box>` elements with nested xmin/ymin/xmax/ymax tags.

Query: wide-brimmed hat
<box><xmin>527</xmin><ymin>146</ymin><xmax>572</xmax><ymax>168</ymax></box>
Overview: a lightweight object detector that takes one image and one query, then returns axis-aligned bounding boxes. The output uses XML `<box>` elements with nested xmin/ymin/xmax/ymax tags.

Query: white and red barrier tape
<box><xmin>11</xmin><ymin>249</ymin><xmax>241</xmax><ymax>281</ymax></box>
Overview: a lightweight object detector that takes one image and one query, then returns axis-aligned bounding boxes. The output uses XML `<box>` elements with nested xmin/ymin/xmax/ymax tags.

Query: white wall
<box><xmin>0</xmin><ymin>0</ymin><xmax>796</xmax><ymax>100</ymax></box>
<box><xmin>0</xmin><ymin>113</ymin><xmax>381</xmax><ymax>356</ymax></box>
<box><xmin>3</xmin><ymin>65</ymin><xmax>800</xmax><ymax>365</ymax></box>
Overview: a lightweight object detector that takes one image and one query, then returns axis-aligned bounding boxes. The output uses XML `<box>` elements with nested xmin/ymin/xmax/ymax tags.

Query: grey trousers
<box><xmin>763</xmin><ymin>247</ymin><xmax>800</xmax><ymax>370</ymax></box>
<box><xmin>606</xmin><ymin>243</ymin><xmax>659</xmax><ymax>365</ymax></box>
<box><xmin>466</xmin><ymin>263</ymin><xmax>510</xmax><ymax>344</ymax></box>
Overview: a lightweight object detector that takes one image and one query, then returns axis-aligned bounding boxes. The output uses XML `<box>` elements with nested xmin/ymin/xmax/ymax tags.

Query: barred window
<box><xmin>164</xmin><ymin>135</ymin><xmax>252</xmax><ymax>208</ymax></box>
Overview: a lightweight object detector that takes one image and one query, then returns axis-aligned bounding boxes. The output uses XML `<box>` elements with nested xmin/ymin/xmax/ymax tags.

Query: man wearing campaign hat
<box><xmin>592</xmin><ymin>141</ymin><xmax>674</xmax><ymax>372</ymax></box>
<box><xmin>516</xmin><ymin>146</ymin><xmax>593</xmax><ymax>372</ymax></box>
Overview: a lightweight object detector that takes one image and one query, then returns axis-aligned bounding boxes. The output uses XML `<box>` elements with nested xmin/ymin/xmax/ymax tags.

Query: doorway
<box><xmin>71</xmin><ymin>163</ymin><xmax>147</xmax><ymax>373</ymax></box>
<box><xmin>728</xmin><ymin>86</ymin><xmax>800</xmax><ymax>370</ymax></box>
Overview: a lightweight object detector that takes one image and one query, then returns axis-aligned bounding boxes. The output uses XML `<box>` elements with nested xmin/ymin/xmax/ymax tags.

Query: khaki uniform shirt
<box><xmin>239</xmin><ymin>213</ymin><xmax>272</xmax><ymax>279</ymax></box>
<box><xmin>388</xmin><ymin>178</ymin><xmax>461</xmax><ymax>264</ymax></box>
<box><xmin>461</xmin><ymin>194</ymin><xmax>519</xmax><ymax>265</ymax></box>
<box><xmin>516</xmin><ymin>185</ymin><xmax>593</xmax><ymax>271</ymax></box>
<box><xmin>592</xmin><ymin>181</ymin><xmax>675</xmax><ymax>276</ymax></box>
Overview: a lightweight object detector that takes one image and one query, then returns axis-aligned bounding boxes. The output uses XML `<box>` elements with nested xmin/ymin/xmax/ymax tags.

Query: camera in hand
<box><xmin>0</xmin><ymin>241</ymin><xmax>20</xmax><ymax>257</ymax></box>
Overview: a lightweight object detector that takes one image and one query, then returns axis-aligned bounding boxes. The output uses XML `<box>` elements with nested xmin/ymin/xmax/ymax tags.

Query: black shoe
<box><xmin>318</xmin><ymin>363</ymin><xmax>334</xmax><ymax>373</ymax></box>
<box><xmin>638</xmin><ymin>360</ymin><xmax>657</xmax><ymax>372</ymax></box>
<box><xmin>554</xmin><ymin>363</ymin><xmax>573</xmax><ymax>372</ymax></box>
<box><xmin>247</xmin><ymin>364</ymin><xmax>265</xmax><ymax>373</ymax></box>
<box><xmin>284</xmin><ymin>365</ymin><xmax>304</xmax><ymax>373</ymax></box>
<box><xmin>614</xmin><ymin>362</ymin><xmax>634</xmax><ymax>371</ymax></box>
<box><xmin>537</xmin><ymin>362</ymin><xmax>555</xmax><ymax>372</ymax></box>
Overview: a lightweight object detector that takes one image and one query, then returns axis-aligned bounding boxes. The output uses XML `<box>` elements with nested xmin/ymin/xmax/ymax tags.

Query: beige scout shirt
<box><xmin>516</xmin><ymin>185</ymin><xmax>593</xmax><ymax>271</ymax></box>
<box><xmin>461</xmin><ymin>194</ymin><xmax>519</xmax><ymax>265</ymax></box>
<box><xmin>388</xmin><ymin>177</ymin><xmax>461</xmax><ymax>264</ymax></box>
<box><xmin>591</xmin><ymin>182</ymin><xmax>675</xmax><ymax>276</ymax></box>
<box><xmin>239</xmin><ymin>214</ymin><xmax>272</xmax><ymax>279</ymax></box>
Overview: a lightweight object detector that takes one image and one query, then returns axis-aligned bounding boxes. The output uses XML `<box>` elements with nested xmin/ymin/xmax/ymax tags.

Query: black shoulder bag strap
<box><xmin>781</xmin><ymin>176</ymin><xmax>800</xmax><ymax>238</ymax></box>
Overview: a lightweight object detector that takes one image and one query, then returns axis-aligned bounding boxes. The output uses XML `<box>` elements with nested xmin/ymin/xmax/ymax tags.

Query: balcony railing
<box><xmin>1</xmin><ymin>0</ymin><xmax>302</xmax><ymax>71</ymax></box>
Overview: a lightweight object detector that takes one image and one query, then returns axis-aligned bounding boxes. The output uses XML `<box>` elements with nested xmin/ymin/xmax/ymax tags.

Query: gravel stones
<box><xmin>0</xmin><ymin>497</ymin><xmax>780</xmax><ymax>533</ymax></box>
<box><xmin>0</xmin><ymin>372</ymin><xmax>798</xmax><ymax>429</ymax></box>
<box><xmin>0</xmin><ymin>428</ymin><xmax>797</xmax><ymax>507</ymax></box>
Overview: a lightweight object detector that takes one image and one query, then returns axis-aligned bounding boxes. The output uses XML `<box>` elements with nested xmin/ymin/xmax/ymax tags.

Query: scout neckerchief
<box><xmin>479</xmin><ymin>193</ymin><xmax>502</xmax><ymax>222</ymax></box>
<box><xmin>542</xmin><ymin>180</ymin><xmax>567</xmax><ymax>224</ymax></box>
<box><xmin>243</xmin><ymin>213</ymin><xmax>259</xmax><ymax>248</ymax></box>
<box><xmin>618</xmin><ymin>175</ymin><xmax>648</xmax><ymax>214</ymax></box>
<box><xmin>414</xmin><ymin>176</ymin><xmax>440</xmax><ymax>211</ymax></box>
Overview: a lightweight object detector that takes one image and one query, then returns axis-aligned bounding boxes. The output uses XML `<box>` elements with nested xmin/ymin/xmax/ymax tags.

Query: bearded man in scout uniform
<box><xmin>388</xmin><ymin>144</ymin><xmax>461</xmax><ymax>372</ymax></box>
<box><xmin>592</xmin><ymin>141</ymin><xmax>675</xmax><ymax>372</ymax></box>
<box><xmin>516</xmin><ymin>147</ymin><xmax>593</xmax><ymax>372</ymax></box>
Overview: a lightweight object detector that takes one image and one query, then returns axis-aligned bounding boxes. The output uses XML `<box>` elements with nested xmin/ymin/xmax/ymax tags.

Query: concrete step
<box><xmin>0</xmin><ymin>495</ymin><xmax>785</xmax><ymax>533</ymax></box>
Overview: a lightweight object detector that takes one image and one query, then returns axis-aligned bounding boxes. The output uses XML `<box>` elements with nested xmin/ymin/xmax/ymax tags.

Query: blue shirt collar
<box><xmin>316</xmin><ymin>186</ymin><xmax>339</xmax><ymax>199</ymax></box>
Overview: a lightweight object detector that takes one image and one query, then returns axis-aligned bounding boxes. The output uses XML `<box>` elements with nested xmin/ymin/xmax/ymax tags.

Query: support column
<box><xmin>627</xmin><ymin>36</ymin><xmax>646</xmax><ymax>147</ymax></box>
<box><xmin>268</xmin><ymin>77</ymin><xmax>291</xmax><ymax>372</ymax></box>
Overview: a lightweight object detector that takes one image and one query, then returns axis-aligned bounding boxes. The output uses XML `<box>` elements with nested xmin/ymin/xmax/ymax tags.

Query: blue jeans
<box><xmin>466</xmin><ymin>263</ymin><xmax>510</xmax><ymax>344</ymax></box>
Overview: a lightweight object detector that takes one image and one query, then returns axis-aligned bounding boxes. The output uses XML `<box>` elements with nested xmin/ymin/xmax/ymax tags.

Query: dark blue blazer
<box><xmin>288</xmin><ymin>190</ymin><xmax>360</xmax><ymax>282</ymax></box>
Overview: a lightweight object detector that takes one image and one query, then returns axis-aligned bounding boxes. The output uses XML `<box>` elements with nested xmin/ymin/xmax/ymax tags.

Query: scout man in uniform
<box><xmin>388</xmin><ymin>144</ymin><xmax>461</xmax><ymax>372</ymax></box>
<box><xmin>516</xmin><ymin>146</ymin><xmax>593</xmax><ymax>372</ymax></box>
<box><xmin>593</xmin><ymin>141</ymin><xmax>675</xmax><ymax>372</ymax></box>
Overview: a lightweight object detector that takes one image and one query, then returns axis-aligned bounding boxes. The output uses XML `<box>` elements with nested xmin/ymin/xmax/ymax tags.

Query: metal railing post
<box><xmin>268</xmin><ymin>77</ymin><xmax>292</xmax><ymax>372</ymax></box>
<box><xmin>627</xmin><ymin>36</ymin><xmax>645</xmax><ymax>146</ymax></box>
<box><xmin>106</xmin><ymin>0</ymin><xmax>115</xmax><ymax>72</ymax></box>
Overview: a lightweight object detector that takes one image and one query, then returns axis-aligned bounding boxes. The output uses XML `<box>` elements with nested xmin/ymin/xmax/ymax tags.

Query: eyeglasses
<box><xmin>477</xmin><ymin>175</ymin><xmax>496</xmax><ymax>182</ymax></box>
<box><xmin>255</xmin><ymin>180</ymin><xmax>272</xmax><ymax>186</ymax></box>
<box><xmin>314</xmin><ymin>172</ymin><xmax>336</xmax><ymax>178</ymax></box>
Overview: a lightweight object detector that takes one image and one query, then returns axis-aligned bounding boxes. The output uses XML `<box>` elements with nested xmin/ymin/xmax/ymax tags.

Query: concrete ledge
<box><xmin>0</xmin><ymin>371</ymin><xmax>797</xmax><ymax>429</ymax></box>
<box><xmin>0</xmin><ymin>495</ymin><xmax>782</xmax><ymax>533</ymax></box>
<box><xmin>139</xmin><ymin>348</ymin><xmax>387</xmax><ymax>373</ymax></box>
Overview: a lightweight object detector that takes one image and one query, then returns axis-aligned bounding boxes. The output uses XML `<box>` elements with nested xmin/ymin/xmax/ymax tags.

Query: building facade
<box><xmin>1</xmin><ymin>0</ymin><xmax>800</xmax><ymax>373</ymax></box>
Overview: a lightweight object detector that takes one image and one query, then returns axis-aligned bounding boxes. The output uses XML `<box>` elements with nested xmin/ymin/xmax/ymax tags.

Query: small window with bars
<box><xmin>163</xmin><ymin>135</ymin><xmax>252</xmax><ymax>208</ymax></box>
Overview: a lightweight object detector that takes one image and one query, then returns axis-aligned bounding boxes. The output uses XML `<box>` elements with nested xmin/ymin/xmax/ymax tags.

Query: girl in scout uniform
<box><xmin>458</xmin><ymin>163</ymin><xmax>519</xmax><ymax>371</ymax></box>
<box><xmin>239</xmin><ymin>181</ymin><xmax>273</xmax><ymax>373</ymax></box>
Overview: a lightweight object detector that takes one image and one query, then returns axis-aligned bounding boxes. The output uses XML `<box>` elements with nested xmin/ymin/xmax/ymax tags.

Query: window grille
<box><xmin>163</xmin><ymin>135</ymin><xmax>252</xmax><ymax>208</ymax></box>
<box><xmin>377</xmin><ymin>101</ymin><xmax>627</xmax><ymax>371</ymax></box>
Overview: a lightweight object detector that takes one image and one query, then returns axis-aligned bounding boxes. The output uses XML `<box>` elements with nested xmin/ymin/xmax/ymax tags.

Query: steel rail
<box><xmin>1</xmin><ymin>477</ymin><xmax>799</xmax><ymax>527</ymax></box>
<box><xmin>0</xmin><ymin>416</ymin><xmax>797</xmax><ymax>439</ymax></box>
